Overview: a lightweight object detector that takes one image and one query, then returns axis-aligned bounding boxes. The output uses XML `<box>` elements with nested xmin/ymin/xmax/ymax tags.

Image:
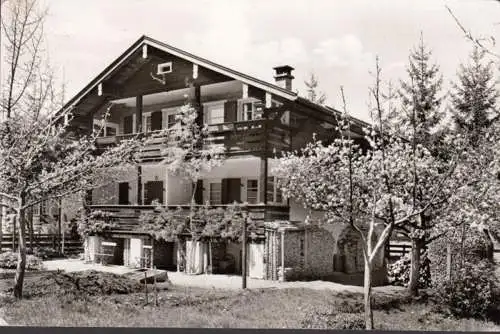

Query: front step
<box><xmin>124</xmin><ymin>268</ymin><xmax>169</xmax><ymax>284</ymax></box>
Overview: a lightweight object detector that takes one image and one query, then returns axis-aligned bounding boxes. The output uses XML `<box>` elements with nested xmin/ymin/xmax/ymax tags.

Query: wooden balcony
<box><xmin>88</xmin><ymin>204</ymin><xmax>290</xmax><ymax>237</ymax></box>
<box><xmin>95</xmin><ymin>117</ymin><xmax>293</xmax><ymax>161</ymax></box>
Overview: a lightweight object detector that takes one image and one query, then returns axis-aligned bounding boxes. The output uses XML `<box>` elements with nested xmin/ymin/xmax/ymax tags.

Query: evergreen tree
<box><xmin>304</xmin><ymin>73</ymin><xmax>327</xmax><ymax>105</ymax></box>
<box><xmin>451</xmin><ymin>46</ymin><xmax>499</xmax><ymax>145</ymax></box>
<box><xmin>395</xmin><ymin>34</ymin><xmax>445</xmax><ymax>152</ymax></box>
<box><xmin>392</xmin><ymin>35</ymin><xmax>446</xmax><ymax>297</ymax></box>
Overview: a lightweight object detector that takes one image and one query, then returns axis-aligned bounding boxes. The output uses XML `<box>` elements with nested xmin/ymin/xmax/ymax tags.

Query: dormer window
<box><xmin>157</xmin><ymin>62</ymin><xmax>172</xmax><ymax>75</ymax></box>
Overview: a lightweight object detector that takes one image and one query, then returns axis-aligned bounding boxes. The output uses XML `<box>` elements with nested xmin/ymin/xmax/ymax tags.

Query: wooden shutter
<box><xmin>123</xmin><ymin>116</ymin><xmax>133</xmax><ymax>134</ymax></box>
<box><xmin>151</xmin><ymin>111</ymin><xmax>163</xmax><ymax>131</ymax></box>
<box><xmin>224</xmin><ymin>100</ymin><xmax>238</xmax><ymax>123</ymax></box>
<box><xmin>194</xmin><ymin>180</ymin><xmax>204</xmax><ymax>204</ymax></box>
<box><xmin>118</xmin><ymin>182</ymin><xmax>129</xmax><ymax>205</ymax></box>
<box><xmin>221</xmin><ymin>179</ymin><xmax>229</xmax><ymax>204</ymax></box>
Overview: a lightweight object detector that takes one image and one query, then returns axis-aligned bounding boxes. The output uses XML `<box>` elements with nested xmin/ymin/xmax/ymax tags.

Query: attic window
<box><xmin>157</xmin><ymin>62</ymin><xmax>172</xmax><ymax>75</ymax></box>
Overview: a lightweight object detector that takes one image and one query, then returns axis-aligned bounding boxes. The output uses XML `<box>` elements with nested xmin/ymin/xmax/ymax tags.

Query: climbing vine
<box><xmin>77</xmin><ymin>210</ymin><xmax>119</xmax><ymax>237</ymax></box>
<box><xmin>138</xmin><ymin>202</ymin><xmax>260</xmax><ymax>242</ymax></box>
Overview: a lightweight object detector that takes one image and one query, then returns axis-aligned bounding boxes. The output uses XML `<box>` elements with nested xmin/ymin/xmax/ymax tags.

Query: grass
<box><xmin>1</xmin><ymin>283</ymin><xmax>500</xmax><ymax>330</ymax></box>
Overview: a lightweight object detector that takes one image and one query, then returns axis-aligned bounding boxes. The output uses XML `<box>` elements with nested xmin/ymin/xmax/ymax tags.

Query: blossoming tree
<box><xmin>273</xmin><ymin>60</ymin><xmax>458</xmax><ymax>329</ymax></box>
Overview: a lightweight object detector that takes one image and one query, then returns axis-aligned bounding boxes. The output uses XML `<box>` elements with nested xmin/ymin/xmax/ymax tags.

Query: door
<box><xmin>144</xmin><ymin>181</ymin><xmax>164</xmax><ymax>205</ymax></box>
<box><xmin>222</xmin><ymin>178</ymin><xmax>241</xmax><ymax>204</ymax></box>
<box><xmin>123</xmin><ymin>115</ymin><xmax>133</xmax><ymax>134</ymax></box>
<box><xmin>118</xmin><ymin>182</ymin><xmax>129</xmax><ymax>205</ymax></box>
<box><xmin>248</xmin><ymin>243</ymin><xmax>265</xmax><ymax>279</ymax></box>
<box><xmin>151</xmin><ymin>111</ymin><xmax>163</xmax><ymax>131</ymax></box>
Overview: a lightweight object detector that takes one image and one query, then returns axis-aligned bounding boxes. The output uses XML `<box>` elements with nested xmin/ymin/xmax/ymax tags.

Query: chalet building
<box><xmin>61</xmin><ymin>35</ymin><xmax>387</xmax><ymax>285</ymax></box>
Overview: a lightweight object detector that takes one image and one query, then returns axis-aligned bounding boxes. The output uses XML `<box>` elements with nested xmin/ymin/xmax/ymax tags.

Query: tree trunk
<box><xmin>0</xmin><ymin>207</ymin><xmax>4</xmax><ymax>252</ymax></box>
<box><xmin>13</xmin><ymin>201</ymin><xmax>27</xmax><ymax>299</ymax></box>
<box><xmin>177</xmin><ymin>238</ymin><xmax>186</xmax><ymax>272</ymax></box>
<box><xmin>363</xmin><ymin>260</ymin><xmax>374</xmax><ymax>330</ymax></box>
<box><xmin>28</xmin><ymin>208</ymin><xmax>34</xmax><ymax>251</ymax></box>
<box><xmin>408</xmin><ymin>237</ymin><xmax>422</xmax><ymax>296</ymax></box>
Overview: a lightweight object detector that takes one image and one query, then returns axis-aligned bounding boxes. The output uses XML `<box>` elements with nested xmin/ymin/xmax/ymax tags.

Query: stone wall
<box><xmin>266</xmin><ymin>222</ymin><xmax>388</xmax><ymax>285</ymax></box>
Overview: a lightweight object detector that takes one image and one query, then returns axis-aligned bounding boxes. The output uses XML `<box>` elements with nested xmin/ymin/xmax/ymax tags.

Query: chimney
<box><xmin>273</xmin><ymin>65</ymin><xmax>295</xmax><ymax>91</ymax></box>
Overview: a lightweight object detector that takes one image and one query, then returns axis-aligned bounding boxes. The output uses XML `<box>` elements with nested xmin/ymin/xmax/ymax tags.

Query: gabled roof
<box><xmin>61</xmin><ymin>35</ymin><xmax>369</xmax><ymax>133</ymax></box>
<box><xmin>62</xmin><ymin>35</ymin><xmax>298</xmax><ymax>113</ymax></box>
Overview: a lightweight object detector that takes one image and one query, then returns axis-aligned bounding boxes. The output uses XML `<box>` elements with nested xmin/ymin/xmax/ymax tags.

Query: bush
<box><xmin>300</xmin><ymin>301</ymin><xmax>365</xmax><ymax>330</ymax></box>
<box><xmin>387</xmin><ymin>251</ymin><xmax>431</xmax><ymax>289</ymax></box>
<box><xmin>0</xmin><ymin>251</ymin><xmax>43</xmax><ymax>270</ymax></box>
<box><xmin>8</xmin><ymin>270</ymin><xmax>145</xmax><ymax>298</ymax></box>
<box><xmin>28</xmin><ymin>247</ymin><xmax>62</xmax><ymax>260</ymax></box>
<box><xmin>300</xmin><ymin>306</ymin><xmax>365</xmax><ymax>330</ymax></box>
<box><xmin>434</xmin><ymin>260</ymin><xmax>495</xmax><ymax>319</ymax></box>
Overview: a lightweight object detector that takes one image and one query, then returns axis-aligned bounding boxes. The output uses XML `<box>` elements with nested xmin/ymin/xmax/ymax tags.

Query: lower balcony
<box><xmin>87</xmin><ymin>204</ymin><xmax>290</xmax><ymax>237</ymax></box>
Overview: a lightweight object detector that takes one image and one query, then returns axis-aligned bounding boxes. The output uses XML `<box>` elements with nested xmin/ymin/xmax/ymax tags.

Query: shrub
<box><xmin>429</xmin><ymin>226</ymin><xmax>492</xmax><ymax>286</ymax></box>
<box><xmin>0</xmin><ymin>251</ymin><xmax>43</xmax><ymax>270</ymax></box>
<box><xmin>434</xmin><ymin>260</ymin><xmax>495</xmax><ymax>319</ymax></box>
<box><xmin>387</xmin><ymin>251</ymin><xmax>431</xmax><ymax>289</ymax></box>
<box><xmin>300</xmin><ymin>307</ymin><xmax>365</xmax><ymax>330</ymax></box>
<box><xmin>300</xmin><ymin>302</ymin><xmax>365</xmax><ymax>330</ymax></box>
<box><xmin>7</xmin><ymin>270</ymin><xmax>144</xmax><ymax>298</ymax></box>
<box><xmin>28</xmin><ymin>247</ymin><xmax>62</xmax><ymax>260</ymax></box>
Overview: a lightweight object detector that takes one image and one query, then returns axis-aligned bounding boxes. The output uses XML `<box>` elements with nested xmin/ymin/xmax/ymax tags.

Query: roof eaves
<box><xmin>60</xmin><ymin>35</ymin><xmax>298</xmax><ymax>115</ymax></box>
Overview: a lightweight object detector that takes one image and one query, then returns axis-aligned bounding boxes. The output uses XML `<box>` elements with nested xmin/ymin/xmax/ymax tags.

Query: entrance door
<box><xmin>248</xmin><ymin>243</ymin><xmax>265</xmax><ymax>279</ymax></box>
<box><xmin>144</xmin><ymin>181</ymin><xmax>164</xmax><ymax>205</ymax></box>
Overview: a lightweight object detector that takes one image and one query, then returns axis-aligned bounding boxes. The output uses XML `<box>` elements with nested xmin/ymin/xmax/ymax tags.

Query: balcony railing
<box><xmin>94</xmin><ymin>118</ymin><xmax>292</xmax><ymax>160</ymax></box>
<box><xmin>88</xmin><ymin>203</ymin><xmax>290</xmax><ymax>237</ymax></box>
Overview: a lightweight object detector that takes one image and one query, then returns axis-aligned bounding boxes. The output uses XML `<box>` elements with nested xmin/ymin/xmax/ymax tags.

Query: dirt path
<box><xmin>42</xmin><ymin>259</ymin><xmax>404</xmax><ymax>295</ymax></box>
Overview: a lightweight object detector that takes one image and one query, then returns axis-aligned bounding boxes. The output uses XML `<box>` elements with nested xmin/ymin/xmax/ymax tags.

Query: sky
<box><xmin>34</xmin><ymin>0</ymin><xmax>500</xmax><ymax>121</ymax></box>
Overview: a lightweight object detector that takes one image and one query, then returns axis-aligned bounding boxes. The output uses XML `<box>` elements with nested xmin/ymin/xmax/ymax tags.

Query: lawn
<box><xmin>1</xmin><ymin>277</ymin><xmax>499</xmax><ymax>330</ymax></box>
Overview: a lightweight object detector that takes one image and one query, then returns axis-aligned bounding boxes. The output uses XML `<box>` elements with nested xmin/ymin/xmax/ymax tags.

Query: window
<box><xmin>167</xmin><ymin>114</ymin><xmax>177</xmax><ymax>128</ymax></box>
<box><xmin>267</xmin><ymin>177</ymin><xmax>275</xmax><ymax>203</ymax></box>
<box><xmin>40</xmin><ymin>200</ymin><xmax>47</xmax><ymax>215</ymax></box>
<box><xmin>205</xmin><ymin>103</ymin><xmax>225</xmax><ymax>125</ymax></box>
<box><xmin>157</xmin><ymin>62</ymin><xmax>172</xmax><ymax>75</ymax></box>
<box><xmin>239</xmin><ymin>99</ymin><xmax>263</xmax><ymax>121</ymax></box>
<box><xmin>143</xmin><ymin>114</ymin><xmax>152</xmax><ymax>132</ymax></box>
<box><xmin>276</xmin><ymin>178</ymin><xmax>284</xmax><ymax>203</ymax></box>
<box><xmin>243</xmin><ymin>102</ymin><xmax>254</xmax><ymax>121</ymax></box>
<box><xmin>209</xmin><ymin>182</ymin><xmax>222</xmax><ymax>205</ymax></box>
<box><xmin>246</xmin><ymin>179</ymin><xmax>258</xmax><ymax>204</ymax></box>
<box><xmin>267</xmin><ymin>176</ymin><xmax>286</xmax><ymax>204</ymax></box>
<box><xmin>32</xmin><ymin>203</ymin><xmax>40</xmax><ymax>215</ymax></box>
<box><xmin>105</xmin><ymin>126</ymin><xmax>116</xmax><ymax>137</ymax></box>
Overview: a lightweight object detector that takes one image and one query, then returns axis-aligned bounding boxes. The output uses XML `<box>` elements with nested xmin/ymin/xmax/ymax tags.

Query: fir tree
<box><xmin>392</xmin><ymin>35</ymin><xmax>446</xmax><ymax>297</ymax></box>
<box><xmin>451</xmin><ymin>46</ymin><xmax>499</xmax><ymax>145</ymax></box>
<box><xmin>395</xmin><ymin>34</ymin><xmax>444</xmax><ymax>151</ymax></box>
<box><xmin>304</xmin><ymin>73</ymin><xmax>327</xmax><ymax>105</ymax></box>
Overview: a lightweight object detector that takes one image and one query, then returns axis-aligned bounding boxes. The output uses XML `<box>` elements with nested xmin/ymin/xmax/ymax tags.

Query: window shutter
<box><xmin>224</xmin><ymin>100</ymin><xmax>238</xmax><ymax>123</ymax></box>
<box><xmin>194</xmin><ymin>180</ymin><xmax>204</xmax><ymax>204</ymax></box>
<box><xmin>151</xmin><ymin>111</ymin><xmax>163</xmax><ymax>131</ymax></box>
<box><xmin>123</xmin><ymin>116</ymin><xmax>133</xmax><ymax>134</ymax></box>
<box><xmin>221</xmin><ymin>179</ymin><xmax>229</xmax><ymax>204</ymax></box>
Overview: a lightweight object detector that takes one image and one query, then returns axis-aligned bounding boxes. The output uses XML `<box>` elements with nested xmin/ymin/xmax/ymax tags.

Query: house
<box><xmin>61</xmin><ymin>35</ymin><xmax>387</xmax><ymax>285</ymax></box>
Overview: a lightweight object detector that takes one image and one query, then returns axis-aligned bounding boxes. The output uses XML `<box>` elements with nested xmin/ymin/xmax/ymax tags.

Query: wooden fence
<box><xmin>1</xmin><ymin>233</ymin><xmax>83</xmax><ymax>255</ymax></box>
<box><xmin>387</xmin><ymin>242</ymin><xmax>411</xmax><ymax>261</ymax></box>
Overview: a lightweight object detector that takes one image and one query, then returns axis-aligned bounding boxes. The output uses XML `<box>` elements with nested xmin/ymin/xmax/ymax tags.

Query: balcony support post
<box><xmin>260</xmin><ymin>109</ymin><xmax>269</xmax><ymax>218</ymax></box>
<box><xmin>136</xmin><ymin>95</ymin><xmax>143</xmax><ymax>205</ymax></box>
